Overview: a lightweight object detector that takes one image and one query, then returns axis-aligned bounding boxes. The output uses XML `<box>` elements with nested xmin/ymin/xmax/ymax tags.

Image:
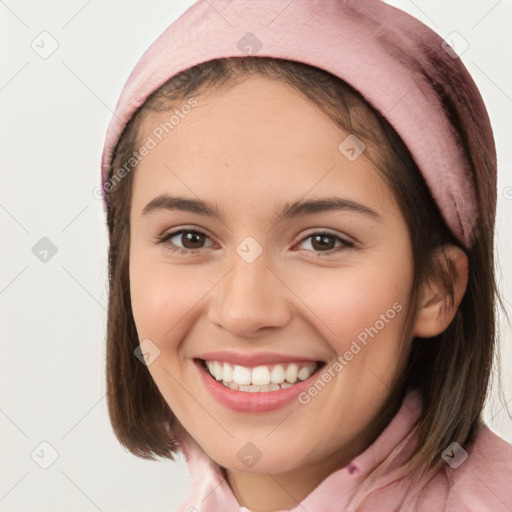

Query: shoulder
<box><xmin>441</xmin><ymin>425</ymin><xmax>512</xmax><ymax>512</ymax></box>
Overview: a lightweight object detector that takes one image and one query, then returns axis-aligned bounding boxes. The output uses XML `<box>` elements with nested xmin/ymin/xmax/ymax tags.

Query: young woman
<box><xmin>99</xmin><ymin>1</ymin><xmax>512</xmax><ymax>510</ymax></box>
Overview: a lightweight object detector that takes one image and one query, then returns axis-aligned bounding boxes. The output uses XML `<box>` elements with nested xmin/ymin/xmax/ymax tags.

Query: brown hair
<box><xmin>104</xmin><ymin>56</ymin><xmax>504</xmax><ymax>490</ymax></box>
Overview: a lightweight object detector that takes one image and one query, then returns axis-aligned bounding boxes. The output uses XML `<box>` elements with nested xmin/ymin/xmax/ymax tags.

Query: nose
<box><xmin>207</xmin><ymin>249</ymin><xmax>292</xmax><ymax>338</ymax></box>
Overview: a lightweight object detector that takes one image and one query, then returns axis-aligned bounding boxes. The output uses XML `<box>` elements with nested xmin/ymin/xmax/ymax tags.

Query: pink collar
<box><xmin>175</xmin><ymin>390</ymin><xmax>422</xmax><ymax>511</ymax></box>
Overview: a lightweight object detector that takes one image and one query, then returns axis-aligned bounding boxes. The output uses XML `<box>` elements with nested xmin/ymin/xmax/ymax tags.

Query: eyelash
<box><xmin>155</xmin><ymin>228</ymin><xmax>355</xmax><ymax>256</ymax></box>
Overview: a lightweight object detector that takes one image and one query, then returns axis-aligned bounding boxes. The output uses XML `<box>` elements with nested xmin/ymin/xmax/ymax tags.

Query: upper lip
<box><xmin>195</xmin><ymin>350</ymin><xmax>324</xmax><ymax>367</ymax></box>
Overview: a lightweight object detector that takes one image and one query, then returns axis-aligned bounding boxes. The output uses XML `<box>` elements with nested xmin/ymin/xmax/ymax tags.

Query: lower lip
<box><xmin>195</xmin><ymin>359</ymin><xmax>324</xmax><ymax>413</ymax></box>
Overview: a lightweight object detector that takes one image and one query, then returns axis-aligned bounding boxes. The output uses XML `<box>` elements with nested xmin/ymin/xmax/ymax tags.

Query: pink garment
<box><xmin>175</xmin><ymin>390</ymin><xmax>512</xmax><ymax>511</ymax></box>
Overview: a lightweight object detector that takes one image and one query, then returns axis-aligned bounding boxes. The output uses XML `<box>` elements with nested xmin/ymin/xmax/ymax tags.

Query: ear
<box><xmin>411</xmin><ymin>245</ymin><xmax>468</xmax><ymax>338</ymax></box>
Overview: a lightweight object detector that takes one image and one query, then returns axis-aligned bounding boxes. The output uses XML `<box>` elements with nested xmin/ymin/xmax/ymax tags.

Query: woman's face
<box><xmin>129</xmin><ymin>76</ymin><xmax>416</xmax><ymax>476</ymax></box>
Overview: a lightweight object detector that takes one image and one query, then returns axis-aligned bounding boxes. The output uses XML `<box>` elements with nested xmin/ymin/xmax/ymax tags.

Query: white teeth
<box><xmin>203</xmin><ymin>359</ymin><xmax>319</xmax><ymax>391</ymax></box>
<box><xmin>285</xmin><ymin>364</ymin><xmax>298</xmax><ymax>384</ymax></box>
<box><xmin>233</xmin><ymin>365</ymin><xmax>252</xmax><ymax>385</ymax></box>
<box><xmin>252</xmin><ymin>366</ymin><xmax>270</xmax><ymax>385</ymax></box>
<box><xmin>298</xmin><ymin>363</ymin><xmax>317</xmax><ymax>381</ymax></box>
<box><xmin>270</xmin><ymin>365</ymin><xmax>285</xmax><ymax>384</ymax></box>
<box><xmin>222</xmin><ymin>362</ymin><xmax>233</xmax><ymax>383</ymax></box>
<box><xmin>213</xmin><ymin>361</ymin><xmax>223</xmax><ymax>380</ymax></box>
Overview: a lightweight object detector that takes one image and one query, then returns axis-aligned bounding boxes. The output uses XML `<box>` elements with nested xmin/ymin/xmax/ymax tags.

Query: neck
<box><xmin>225</xmin><ymin>447</ymin><xmax>352</xmax><ymax>512</ymax></box>
<box><xmin>224</xmin><ymin>389</ymin><xmax>405</xmax><ymax>512</ymax></box>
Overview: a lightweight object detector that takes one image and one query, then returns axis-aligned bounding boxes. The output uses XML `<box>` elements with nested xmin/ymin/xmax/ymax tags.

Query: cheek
<box><xmin>129</xmin><ymin>250</ymin><xmax>213</xmax><ymax>348</ymax></box>
<box><xmin>288</xmin><ymin>255</ymin><xmax>414</xmax><ymax>406</ymax></box>
<box><xmin>291</xmin><ymin>264</ymin><xmax>411</xmax><ymax>347</ymax></box>
<box><xmin>289</xmin><ymin>263</ymin><xmax>413</xmax><ymax>424</ymax></box>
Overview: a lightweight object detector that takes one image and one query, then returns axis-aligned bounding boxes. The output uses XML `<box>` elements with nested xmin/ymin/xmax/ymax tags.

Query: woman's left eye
<box><xmin>296</xmin><ymin>231</ymin><xmax>354</xmax><ymax>254</ymax></box>
<box><xmin>155</xmin><ymin>229</ymin><xmax>354</xmax><ymax>255</ymax></box>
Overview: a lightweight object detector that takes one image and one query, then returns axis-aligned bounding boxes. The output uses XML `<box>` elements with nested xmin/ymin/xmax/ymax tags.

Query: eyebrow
<box><xmin>141</xmin><ymin>194</ymin><xmax>381</xmax><ymax>223</ymax></box>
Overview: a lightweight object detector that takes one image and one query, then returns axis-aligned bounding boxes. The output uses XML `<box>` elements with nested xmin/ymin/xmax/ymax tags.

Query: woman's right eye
<box><xmin>156</xmin><ymin>229</ymin><xmax>214</xmax><ymax>254</ymax></box>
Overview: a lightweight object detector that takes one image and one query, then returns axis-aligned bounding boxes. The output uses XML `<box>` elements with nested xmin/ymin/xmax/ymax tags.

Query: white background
<box><xmin>0</xmin><ymin>1</ymin><xmax>510</xmax><ymax>511</ymax></box>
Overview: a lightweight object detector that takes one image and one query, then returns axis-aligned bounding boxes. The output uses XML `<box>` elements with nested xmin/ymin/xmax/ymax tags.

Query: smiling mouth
<box><xmin>196</xmin><ymin>358</ymin><xmax>326</xmax><ymax>392</ymax></box>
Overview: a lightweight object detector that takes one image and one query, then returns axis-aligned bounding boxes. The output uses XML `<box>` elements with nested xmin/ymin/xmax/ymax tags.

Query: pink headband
<box><xmin>100</xmin><ymin>0</ymin><xmax>496</xmax><ymax>249</ymax></box>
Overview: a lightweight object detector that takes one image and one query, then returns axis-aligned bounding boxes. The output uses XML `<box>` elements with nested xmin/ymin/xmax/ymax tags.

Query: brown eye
<box><xmin>311</xmin><ymin>234</ymin><xmax>337</xmax><ymax>251</ymax></box>
<box><xmin>297</xmin><ymin>231</ymin><xmax>354</xmax><ymax>255</ymax></box>
<box><xmin>178</xmin><ymin>231</ymin><xmax>207</xmax><ymax>249</ymax></box>
<box><xmin>156</xmin><ymin>229</ymin><xmax>214</xmax><ymax>253</ymax></box>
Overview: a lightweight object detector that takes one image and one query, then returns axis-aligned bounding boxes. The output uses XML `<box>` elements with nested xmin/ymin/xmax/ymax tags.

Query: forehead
<box><xmin>131</xmin><ymin>76</ymin><xmax>396</xmax><ymax>220</ymax></box>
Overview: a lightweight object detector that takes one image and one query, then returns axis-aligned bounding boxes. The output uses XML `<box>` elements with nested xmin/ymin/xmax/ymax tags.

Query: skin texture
<box><xmin>128</xmin><ymin>76</ymin><xmax>468</xmax><ymax>511</ymax></box>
